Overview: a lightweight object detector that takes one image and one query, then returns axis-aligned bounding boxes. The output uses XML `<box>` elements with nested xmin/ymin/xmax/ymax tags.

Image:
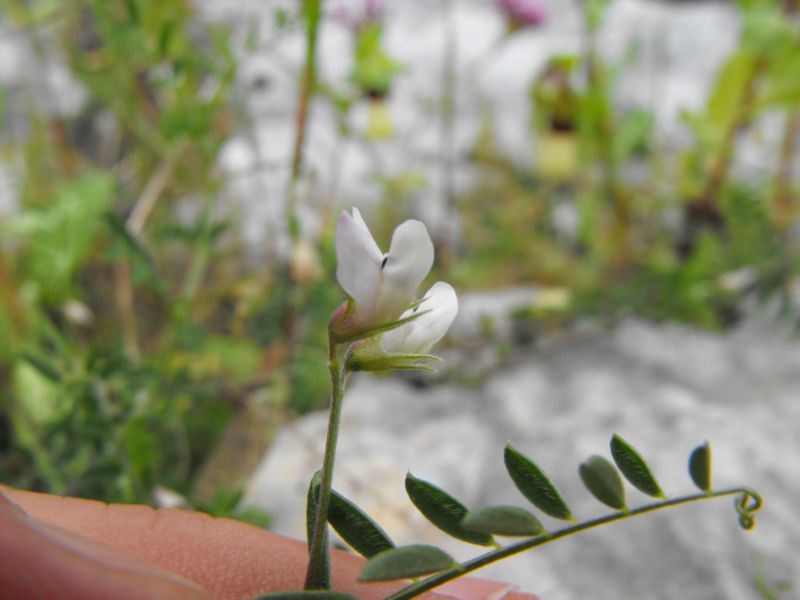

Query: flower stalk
<box><xmin>304</xmin><ymin>339</ymin><xmax>346</xmax><ymax>589</ymax></box>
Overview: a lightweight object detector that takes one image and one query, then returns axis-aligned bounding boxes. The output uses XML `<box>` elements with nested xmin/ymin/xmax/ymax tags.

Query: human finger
<box><xmin>0</xmin><ymin>489</ymin><xmax>207</xmax><ymax>600</ymax></box>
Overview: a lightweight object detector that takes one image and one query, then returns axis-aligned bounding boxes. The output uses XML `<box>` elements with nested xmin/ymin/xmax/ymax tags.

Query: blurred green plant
<box><xmin>1</xmin><ymin>0</ymin><xmax>799</xmax><ymax>518</ymax></box>
<box><xmin>457</xmin><ymin>0</ymin><xmax>800</xmax><ymax>331</ymax></box>
<box><xmin>0</xmin><ymin>0</ymin><xmax>338</xmax><ymax>510</ymax></box>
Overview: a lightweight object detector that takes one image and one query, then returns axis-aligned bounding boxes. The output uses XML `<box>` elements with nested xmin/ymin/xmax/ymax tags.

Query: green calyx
<box><xmin>346</xmin><ymin>349</ymin><xmax>440</xmax><ymax>373</ymax></box>
<box><xmin>329</xmin><ymin>300</ymin><xmax>431</xmax><ymax>345</ymax></box>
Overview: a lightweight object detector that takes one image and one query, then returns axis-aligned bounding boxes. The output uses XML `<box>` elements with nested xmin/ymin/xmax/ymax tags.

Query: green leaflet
<box><xmin>462</xmin><ymin>505</ymin><xmax>545</xmax><ymax>537</ymax></box>
<box><xmin>689</xmin><ymin>442</ymin><xmax>712</xmax><ymax>493</ymax></box>
<box><xmin>405</xmin><ymin>473</ymin><xmax>494</xmax><ymax>546</ymax></box>
<box><xmin>328</xmin><ymin>488</ymin><xmax>395</xmax><ymax>558</ymax></box>
<box><xmin>359</xmin><ymin>545</ymin><xmax>455</xmax><ymax>582</ymax></box>
<box><xmin>610</xmin><ymin>434</ymin><xmax>665</xmax><ymax>498</ymax></box>
<box><xmin>579</xmin><ymin>455</ymin><xmax>627</xmax><ymax>511</ymax></box>
<box><xmin>504</xmin><ymin>444</ymin><xmax>573</xmax><ymax>520</ymax></box>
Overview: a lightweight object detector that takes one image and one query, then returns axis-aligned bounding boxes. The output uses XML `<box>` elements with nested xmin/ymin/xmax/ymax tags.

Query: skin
<box><xmin>0</xmin><ymin>487</ymin><xmax>538</xmax><ymax>600</ymax></box>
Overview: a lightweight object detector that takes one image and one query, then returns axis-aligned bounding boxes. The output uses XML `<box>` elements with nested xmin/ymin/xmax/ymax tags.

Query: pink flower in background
<box><xmin>364</xmin><ymin>0</ymin><xmax>382</xmax><ymax>22</ymax></box>
<box><xmin>495</xmin><ymin>0</ymin><xmax>547</xmax><ymax>28</ymax></box>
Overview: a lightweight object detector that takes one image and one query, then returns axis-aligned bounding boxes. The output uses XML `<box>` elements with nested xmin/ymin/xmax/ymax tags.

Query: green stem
<box><xmin>304</xmin><ymin>340</ymin><xmax>345</xmax><ymax>589</ymax></box>
<box><xmin>288</xmin><ymin>0</ymin><xmax>323</xmax><ymax>241</ymax></box>
<box><xmin>387</xmin><ymin>487</ymin><xmax>759</xmax><ymax>600</ymax></box>
<box><xmin>280</xmin><ymin>0</ymin><xmax>323</xmax><ymax>396</ymax></box>
<box><xmin>700</xmin><ymin>57</ymin><xmax>765</xmax><ymax>208</ymax></box>
<box><xmin>582</xmin><ymin>4</ymin><xmax>629</xmax><ymax>266</ymax></box>
<box><xmin>438</xmin><ymin>0</ymin><xmax>456</xmax><ymax>273</ymax></box>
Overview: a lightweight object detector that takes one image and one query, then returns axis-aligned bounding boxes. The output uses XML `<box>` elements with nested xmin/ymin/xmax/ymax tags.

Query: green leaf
<box><xmin>689</xmin><ymin>442</ymin><xmax>712</xmax><ymax>493</ymax></box>
<box><xmin>359</xmin><ymin>545</ymin><xmax>455</xmax><ymax>582</ymax></box>
<box><xmin>504</xmin><ymin>444</ymin><xmax>573</xmax><ymax>520</ymax></box>
<box><xmin>305</xmin><ymin>472</ymin><xmax>330</xmax><ymax>585</ymax></box>
<box><xmin>405</xmin><ymin>473</ymin><xmax>494</xmax><ymax>546</ymax></box>
<box><xmin>579</xmin><ymin>455</ymin><xmax>627</xmax><ymax>510</ymax></box>
<box><xmin>462</xmin><ymin>506</ymin><xmax>545</xmax><ymax>537</ymax></box>
<box><xmin>307</xmin><ymin>471</ymin><xmax>322</xmax><ymax>550</ymax></box>
<box><xmin>706</xmin><ymin>50</ymin><xmax>756</xmax><ymax>139</ymax></box>
<box><xmin>20</xmin><ymin>352</ymin><xmax>62</xmax><ymax>383</ymax></box>
<box><xmin>610</xmin><ymin>435</ymin><xmax>665</xmax><ymax>498</ymax></box>
<box><xmin>255</xmin><ymin>592</ymin><xmax>358</xmax><ymax>600</ymax></box>
<box><xmin>328</xmin><ymin>488</ymin><xmax>394</xmax><ymax>558</ymax></box>
<box><xmin>2</xmin><ymin>172</ymin><xmax>114</xmax><ymax>302</ymax></box>
<box><xmin>105</xmin><ymin>213</ymin><xmax>155</xmax><ymax>268</ymax></box>
<box><xmin>611</xmin><ymin>109</ymin><xmax>654</xmax><ymax>163</ymax></box>
<box><xmin>586</xmin><ymin>0</ymin><xmax>613</xmax><ymax>31</ymax></box>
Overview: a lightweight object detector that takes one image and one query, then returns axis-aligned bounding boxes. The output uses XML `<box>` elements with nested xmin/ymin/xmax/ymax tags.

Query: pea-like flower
<box><xmin>346</xmin><ymin>281</ymin><xmax>459</xmax><ymax>372</ymax></box>
<box><xmin>331</xmin><ymin>207</ymin><xmax>434</xmax><ymax>342</ymax></box>
<box><xmin>380</xmin><ymin>281</ymin><xmax>458</xmax><ymax>355</ymax></box>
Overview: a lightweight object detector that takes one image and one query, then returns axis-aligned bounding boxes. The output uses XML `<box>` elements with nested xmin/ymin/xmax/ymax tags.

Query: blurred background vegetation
<box><xmin>0</xmin><ymin>0</ymin><xmax>798</xmax><ymax>519</ymax></box>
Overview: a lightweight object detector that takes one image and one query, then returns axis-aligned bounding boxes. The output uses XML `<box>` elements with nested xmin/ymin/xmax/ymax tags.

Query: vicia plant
<box><xmin>258</xmin><ymin>210</ymin><xmax>761</xmax><ymax>600</ymax></box>
<box><xmin>305</xmin><ymin>208</ymin><xmax>458</xmax><ymax>591</ymax></box>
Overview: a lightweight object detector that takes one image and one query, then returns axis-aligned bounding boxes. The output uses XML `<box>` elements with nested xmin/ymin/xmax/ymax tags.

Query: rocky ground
<box><xmin>245</xmin><ymin>297</ymin><xmax>799</xmax><ymax>600</ymax></box>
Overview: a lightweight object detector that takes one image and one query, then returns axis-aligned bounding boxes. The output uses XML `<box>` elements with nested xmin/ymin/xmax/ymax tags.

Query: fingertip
<box><xmin>0</xmin><ymin>488</ymin><xmax>208</xmax><ymax>600</ymax></box>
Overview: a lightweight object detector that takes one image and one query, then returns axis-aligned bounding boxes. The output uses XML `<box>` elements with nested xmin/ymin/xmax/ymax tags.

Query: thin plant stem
<box><xmin>773</xmin><ymin>0</ymin><xmax>800</xmax><ymax>229</ymax></box>
<box><xmin>115</xmin><ymin>143</ymin><xmax>184</xmax><ymax>360</ymax></box>
<box><xmin>774</xmin><ymin>107</ymin><xmax>799</xmax><ymax>230</ymax></box>
<box><xmin>438</xmin><ymin>0</ymin><xmax>456</xmax><ymax>272</ymax></box>
<box><xmin>288</xmin><ymin>0</ymin><xmax>323</xmax><ymax>240</ymax></box>
<box><xmin>581</xmin><ymin>3</ymin><xmax>629</xmax><ymax>266</ymax></box>
<box><xmin>387</xmin><ymin>487</ymin><xmax>760</xmax><ymax>600</ymax></box>
<box><xmin>304</xmin><ymin>339</ymin><xmax>345</xmax><ymax>589</ymax></box>
<box><xmin>280</xmin><ymin>0</ymin><xmax>323</xmax><ymax>397</ymax></box>
<box><xmin>114</xmin><ymin>261</ymin><xmax>139</xmax><ymax>360</ymax></box>
<box><xmin>700</xmin><ymin>58</ymin><xmax>766</xmax><ymax>208</ymax></box>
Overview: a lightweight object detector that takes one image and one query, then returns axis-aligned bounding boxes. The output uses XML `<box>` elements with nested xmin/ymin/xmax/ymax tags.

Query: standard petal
<box><xmin>335</xmin><ymin>208</ymin><xmax>384</xmax><ymax>308</ymax></box>
<box><xmin>382</xmin><ymin>282</ymin><xmax>458</xmax><ymax>354</ymax></box>
<box><xmin>375</xmin><ymin>220</ymin><xmax>434</xmax><ymax>320</ymax></box>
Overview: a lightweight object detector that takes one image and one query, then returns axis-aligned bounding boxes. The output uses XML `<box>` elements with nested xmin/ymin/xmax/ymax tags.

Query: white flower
<box><xmin>381</xmin><ymin>281</ymin><xmax>458</xmax><ymax>354</ymax></box>
<box><xmin>335</xmin><ymin>207</ymin><xmax>433</xmax><ymax>328</ymax></box>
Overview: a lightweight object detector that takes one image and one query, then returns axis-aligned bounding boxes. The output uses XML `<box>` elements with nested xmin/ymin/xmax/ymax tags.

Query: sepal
<box><xmin>328</xmin><ymin>300</ymin><xmax>431</xmax><ymax>345</ymax></box>
<box><xmin>345</xmin><ymin>339</ymin><xmax>440</xmax><ymax>372</ymax></box>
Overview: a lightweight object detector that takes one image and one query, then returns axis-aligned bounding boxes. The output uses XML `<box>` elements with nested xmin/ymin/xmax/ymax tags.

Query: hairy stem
<box><xmin>387</xmin><ymin>487</ymin><xmax>760</xmax><ymax>600</ymax></box>
<box><xmin>304</xmin><ymin>340</ymin><xmax>345</xmax><ymax>589</ymax></box>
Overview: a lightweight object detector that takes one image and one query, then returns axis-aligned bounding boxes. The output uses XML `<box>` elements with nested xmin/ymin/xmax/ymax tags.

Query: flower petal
<box><xmin>375</xmin><ymin>220</ymin><xmax>434</xmax><ymax>321</ymax></box>
<box><xmin>382</xmin><ymin>282</ymin><xmax>458</xmax><ymax>354</ymax></box>
<box><xmin>335</xmin><ymin>208</ymin><xmax>384</xmax><ymax>308</ymax></box>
